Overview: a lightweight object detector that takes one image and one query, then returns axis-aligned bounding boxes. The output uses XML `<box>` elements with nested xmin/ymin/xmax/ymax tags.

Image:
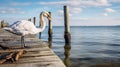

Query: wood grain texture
<box><xmin>0</xmin><ymin>29</ymin><xmax>66</xmax><ymax>67</ymax></box>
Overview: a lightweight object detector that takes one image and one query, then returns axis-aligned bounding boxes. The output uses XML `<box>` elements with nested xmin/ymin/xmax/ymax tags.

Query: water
<box><xmin>37</xmin><ymin>26</ymin><xmax>120</xmax><ymax>67</ymax></box>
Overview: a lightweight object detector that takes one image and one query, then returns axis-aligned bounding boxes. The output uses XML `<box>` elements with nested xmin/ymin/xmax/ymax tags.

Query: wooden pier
<box><xmin>0</xmin><ymin>29</ymin><xmax>66</xmax><ymax>67</ymax></box>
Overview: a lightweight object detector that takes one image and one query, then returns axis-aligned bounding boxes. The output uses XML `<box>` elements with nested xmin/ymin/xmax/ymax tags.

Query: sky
<box><xmin>0</xmin><ymin>0</ymin><xmax>120</xmax><ymax>26</ymax></box>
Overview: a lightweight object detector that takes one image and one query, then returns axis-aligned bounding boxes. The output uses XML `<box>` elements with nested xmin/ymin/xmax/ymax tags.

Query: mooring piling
<box><xmin>63</xmin><ymin>6</ymin><xmax>71</xmax><ymax>67</ymax></box>
<box><xmin>33</xmin><ymin>17</ymin><xmax>36</xmax><ymax>25</ymax></box>
<box><xmin>1</xmin><ymin>20</ymin><xmax>4</xmax><ymax>28</ymax></box>
<box><xmin>48</xmin><ymin>12</ymin><xmax>53</xmax><ymax>48</ymax></box>
<box><xmin>0</xmin><ymin>21</ymin><xmax>1</xmax><ymax>28</ymax></box>
<box><xmin>64</xmin><ymin>6</ymin><xmax>71</xmax><ymax>43</ymax></box>
<box><xmin>28</xmin><ymin>18</ymin><xmax>31</xmax><ymax>22</ymax></box>
<box><xmin>39</xmin><ymin>14</ymin><xmax>41</xmax><ymax>39</ymax></box>
<box><xmin>33</xmin><ymin>17</ymin><xmax>36</xmax><ymax>36</ymax></box>
<box><xmin>48</xmin><ymin>12</ymin><xmax>52</xmax><ymax>40</ymax></box>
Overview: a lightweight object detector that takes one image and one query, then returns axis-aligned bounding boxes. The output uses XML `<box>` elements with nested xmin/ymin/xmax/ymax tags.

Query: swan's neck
<box><xmin>38</xmin><ymin>14</ymin><xmax>46</xmax><ymax>32</ymax></box>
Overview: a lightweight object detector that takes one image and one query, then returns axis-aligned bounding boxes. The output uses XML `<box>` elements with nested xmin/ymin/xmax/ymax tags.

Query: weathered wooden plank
<box><xmin>0</xmin><ymin>29</ymin><xmax>66</xmax><ymax>67</ymax></box>
<box><xmin>0</xmin><ymin>47</ymin><xmax>49</xmax><ymax>53</ymax></box>
<box><xmin>22</xmin><ymin>51</ymin><xmax>55</xmax><ymax>57</ymax></box>
<box><xmin>0</xmin><ymin>61</ymin><xmax>65</xmax><ymax>67</ymax></box>
<box><xmin>18</xmin><ymin>56</ymin><xmax>60</xmax><ymax>63</ymax></box>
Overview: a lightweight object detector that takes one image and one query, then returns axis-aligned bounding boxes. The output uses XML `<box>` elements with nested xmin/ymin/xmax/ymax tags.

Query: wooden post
<box><xmin>0</xmin><ymin>20</ymin><xmax>1</xmax><ymax>28</ymax></box>
<box><xmin>48</xmin><ymin>12</ymin><xmax>53</xmax><ymax>48</ymax></box>
<box><xmin>33</xmin><ymin>17</ymin><xmax>36</xmax><ymax>25</ymax></box>
<box><xmin>33</xmin><ymin>17</ymin><xmax>36</xmax><ymax>36</ymax></box>
<box><xmin>64</xmin><ymin>6</ymin><xmax>71</xmax><ymax>43</ymax></box>
<box><xmin>63</xmin><ymin>6</ymin><xmax>71</xmax><ymax>67</ymax></box>
<box><xmin>1</xmin><ymin>20</ymin><xmax>4</xmax><ymax>28</ymax></box>
<box><xmin>39</xmin><ymin>17</ymin><xmax>41</xmax><ymax>39</ymax></box>
<box><xmin>28</xmin><ymin>18</ymin><xmax>31</xmax><ymax>22</ymax></box>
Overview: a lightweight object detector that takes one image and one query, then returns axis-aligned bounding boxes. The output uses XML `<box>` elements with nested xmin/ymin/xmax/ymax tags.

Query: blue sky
<box><xmin>0</xmin><ymin>0</ymin><xmax>120</xmax><ymax>26</ymax></box>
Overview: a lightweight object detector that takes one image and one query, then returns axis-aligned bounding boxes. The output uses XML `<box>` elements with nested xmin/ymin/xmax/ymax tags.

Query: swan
<box><xmin>3</xmin><ymin>11</ymin><xmax>51</xmax><ymax>48</ymax></box>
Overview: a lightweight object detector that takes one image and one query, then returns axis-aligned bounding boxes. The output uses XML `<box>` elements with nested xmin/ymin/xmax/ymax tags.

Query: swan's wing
<box><xmin>4</xmin><ymin>20</ymin><xmax>39</xmax><ymax>35</ymax></box>
<box><xmin>21</xmin><ymin>20</ymin><xmax>39</xmax><ymax>34</ymax></box>
<box><xmin>3</xmin><ymin>20</ymin><xmax>26</xmax><ymax>35</ymax></box>
<box><xmin>3</xmin><ymin>21</ymin><xmax>21</xmax><ymax>33</ymax></box>
<box><xmin>10</xmin><ymin>21</ymin><xmax>21</xmax><ymax>28</ymax></box>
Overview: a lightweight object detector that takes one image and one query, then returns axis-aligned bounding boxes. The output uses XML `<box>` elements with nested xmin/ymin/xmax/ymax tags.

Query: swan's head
<box><xmin>41</xmin><ymin>11</ymin><xmax>51</xmax><ymax>20</ymax></box>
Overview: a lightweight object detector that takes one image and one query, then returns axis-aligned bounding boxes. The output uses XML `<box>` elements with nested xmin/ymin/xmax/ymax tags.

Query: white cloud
<box><xmin>105</xmin><ymin>8</ymin><xmax>116</xmax><ymax>13</ymax></box>
<box><xmin>58</xmin><ymin>10</ymin><xmax>63</xmax><ymax>15</ymax></box>
<box><xmin>79</xmin><ymin>0</ymin><xmax>110</xmax><ymax>7</ymax></box>
<box><xmin>0</xmin><ymin>11</ymin><xmax>6</xmax><ymax>14</ymax></box>
<box><xmin>10</xmin><ymin>2</ymin><xmax>31</xmax><ymax>6</ymax></box>
<box><xmin>38</xmin><ymin>1</ymin><xmax>70</xmax><ymax>5</ymax></box>
<box><xmin>70</xmin><ymin>17</ymin><xmax>120</xmax><ymax>26</ymax></box>
<box><xmin>0</xmin><ymin>2</ymin><xmax>31</xmax><ymax>6</ymax></box>
<box><xmin>79</xmin><ymin>18</ymin><xmax>89</xmax><ymax>21</ymax></box>
<box><xmin>0</xmin><ymin>0</ymin><xmax>112</xmax><ymax>8</ymax></box>
<box><xmin>101</xmin><ymin>8</ymin><xmax>116</xmax><ymax>17</ymax></box>
<box><xmin>102</xmin><ymin>13</ymin><xmax>108</xmax><ymax>16</ymax></box>
<box><xmin>109</xmin><ymin>0</ymin><xmax>120</xmax><ymax>3</ymax></box>
<box><xmin>96</xmin><ymin>0</ymin><xmax>108</xmax><ymax>4</ymax></box>
<box><xmin>69</xmin><ymin>13</ymin><xmax>73</xmax><ymax>17</ymax></box>
<box><xmin>0</xmin><ymin>8</ymin><xmax>25</xmax><ymax>14</ymax></box>
<box><xmin>70</xmin><ymin>8</ymin><xmax>82</xmax><ymax>14</ymax></box>
<box><xmin>38</xmin><ymin>0</ymin><xmax>111</xmax><ymax>7</ymax></box>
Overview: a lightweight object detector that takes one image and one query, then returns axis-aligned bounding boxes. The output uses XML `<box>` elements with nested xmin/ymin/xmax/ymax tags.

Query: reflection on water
<box><xmin>64</xmin><ymin>42</ymin><xmax>71</xmax><ymax>67</ymax></box>
<box><xmin>38</xmin><ymin>26</ymin><xmax>120</xmax><ymax>67</ymax></box>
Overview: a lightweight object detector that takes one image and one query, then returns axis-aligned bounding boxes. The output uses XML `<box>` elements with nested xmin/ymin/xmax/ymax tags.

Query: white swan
<box><xmin>3</xmin><ymin>11</ymin><xmax>51</xmax><ymax>48</ymax></box>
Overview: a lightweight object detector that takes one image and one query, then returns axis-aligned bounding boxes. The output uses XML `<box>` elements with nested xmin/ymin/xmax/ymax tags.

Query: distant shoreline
<box><xmin>35</xmin><ymin>25</ymin><xmax>120</xmax><ymax>28</ymax></box>
<box><xmin>51</xmin><ymin>25</ymin><xmax>120</xmax><ymax>27</ymax></box>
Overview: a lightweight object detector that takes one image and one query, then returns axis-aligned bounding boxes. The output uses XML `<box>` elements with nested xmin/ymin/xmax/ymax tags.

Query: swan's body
<box><xmin>3</xmin><ymin>12</ymin><xmax>51</xmax><ymax>48</ymax></box>
<box><xmin>4</xmin><ymin>20</ymin><xmax>44</xmax><ymax>35</ymax></box>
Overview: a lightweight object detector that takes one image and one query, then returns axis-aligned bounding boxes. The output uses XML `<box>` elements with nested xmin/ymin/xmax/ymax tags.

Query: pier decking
<box><xmin>0</xmin><ymin>29</ymin><xmax>66</xmax><ymax>67</ymax></box>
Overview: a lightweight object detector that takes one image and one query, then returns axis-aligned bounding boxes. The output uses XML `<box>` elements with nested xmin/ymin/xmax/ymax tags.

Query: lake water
<box><xmin>37</xmin><ymin>26</ymin><xmax>120</xmax><ymax>67</ymax></box>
